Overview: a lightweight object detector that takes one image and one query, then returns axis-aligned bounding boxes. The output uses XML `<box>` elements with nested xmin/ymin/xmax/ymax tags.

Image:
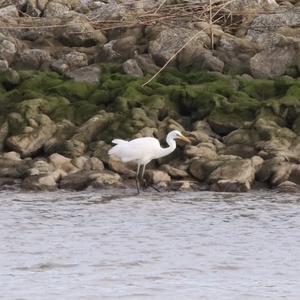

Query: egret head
<box><xmin>167</xmin><ymin>130</ymin><xmax>191</xmax><ymax>143</ymax></box>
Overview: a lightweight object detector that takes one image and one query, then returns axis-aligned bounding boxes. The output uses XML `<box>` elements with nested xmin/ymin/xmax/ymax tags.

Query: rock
<box><xmin>19</xmin><ymin>49</ymin><xmax>51</xmax><ymax>70</ymax></box>
<box><xmin>93</xmin><ymin>141</ymin><xmax>111</xmax><ymax>164</ymax></box>
<box><xmin>108</xmin><ymin>157</ymin><xmax>135</xmax><ymax>177</ymax></box>
<box><xmin>134</xmin><ymin>54</ymin><xmax>160</xmax><ymax>74</ymax></box>
<box><xmin>148</xmin><ymin>26</ymin><xmax>209</xmax><ymax>67</ymax></box>
<box><xmin>0</xmin><ymin>59</ymin><xmax>8</xmax><ymax>72</ymax></box>
<box><xmin>169</xmin><ymin>180</ymin><xmax>201</xmax><ymax>191</ymax></box>
<box><xmin>0</xmin><ymin>121</ymin><xmax>8</xmax><ymax>151</ymax></box>
<box><xmin>0</xmin><ymin>156</ymin><xmax>32</xmax><ymax>178</ymax></box>
<box><xmin>184</xmin><ymin>143</ymin><xmax>218</xmax><ymax>159</ymax></box>
<box><xmin>228</xmin><ymin>0</ymin><xmax>278</xmax><ymax>11</ymax></box>
<box><xmin>6</xmin><ymin>114</ymin><xmax>57</xmax><ymax>157</ymax></box>
<box><xmin>247</xmin><ymin>8</ymin><xmax>300</xmax><ymax>41</ymax></box>
<box><xmin>146</xmin><ymin>170</ymin><xmax>171</xmax><ymax>185</ymax></box>
<box><xmin>3</xmin><ymin>68</ymin><xmax>20</xmax><ymax>85</ymax></box>
<box><xmin>56</xmin><ymin>16</ymin><xmax>107</xmax><ymax>47</ymax></box>
<box><xmin>43</xmin><ymin>2</ymin><xmax>70</xmax><ymax>17</ymax></box>
<box><xmin>66</xmin><ymin>65</ymin><xmax>101</xmax><ymax>83</ymax></box>
<box><xmin>0</xmin><ymin>5</ymin><xmax>18</xmax><ymax>17</ymax></box>
<box><xmin>44</xmin><ymin>120</ymin><xmax>76</xmax><ymax>154</ymax></box>
<box><xmin>59</xmin><ymin>171</ymin><xmax>94</xmax><ymax>190</ymax></box>
<box><xmin>208</xmin><ymin>157</ymin><xmax>263</xmax><ymax>192</ymax></box>
<box><xmin>0</xmin><ymin>34</ymin><xmax>17</xmax><ymax>64</ymax></box>
<box><xmin>71</xmin><ymin>156</ymin><xmax>89</xmax><ymax>170</ymax></box>
<box><xmin>276</xmin><ymin>181</ymin><xmax>300</xmax><ymax>193</ymax></box>
<box><xmin>65</xmin><ymin>111</ymin><xmax>114</xmax><ymax>157</ymax></box>
<box><xmin>49</xmin><ymin>153</ymin><xmax>78</xmax><ymax>174</ymax></box>
<box><xmin>189</xmin><ymin>158</ymin><xmax>224</xmax><ymax>181</ymax></box>
<box><xmin>1</xmin><ymin>151</ymin><xmax>21</xmax><ymax>161</ymax></box>
<box><xmin>89</xmin><ymin>157</ymin><xmax>104</xmax><ymax>171</ymax></box>
<box><xmin>123</xmin><ymin>59</ymin><xmax>144</xmax><ymax>77</ymax></box>
<box><xmin>215</xmin><ymin>35</ymin><xmax>259</xmax><ymax>74</ymax></box>
<box><xmin>86</xmin><ymin>1</ymin><xmax>126</xmax><ymax>21</ymax></box>
<box><xmin>250</xmin><ymin>43</ymin><xmax>297</xmax><ymax>78</ymax></box>
<box><xmin>91</xmin><ymin>170</ymin><xmax>122</xmax><ymax>188</ymax></box>
<box><xmin>160</xmin><ymin>164</ymin><xmax>188</xmax><ymax>179</ymax></box>
<box><xmin>31</xmin><ymin>159</ymin><xmax>53</xmax><ymax>175</ymax></box>
<box><xmin>195</xmin><ymin>52</ymin><xmax>224</xmax><ymax>72</ymax></box>
<box><xmin>0</xmin><ymin>177</ymin><xmax>20</xmax><ymax>187</ymax></box>
<box><xmin>22</xmin><ymin>174</ymin><xmax>57</xmax><ymax>190</ymax></box>
<box><xmin>257</xmin><ymin>157</ymin><xmax>293</xmax><ymax>186</ymax></box>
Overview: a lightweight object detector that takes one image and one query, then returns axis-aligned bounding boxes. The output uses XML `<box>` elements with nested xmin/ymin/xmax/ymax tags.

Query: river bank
<box><xmin>0</xmin><ymin>0</ymin><xmax>300</xmax><ymax>193</ymax></box>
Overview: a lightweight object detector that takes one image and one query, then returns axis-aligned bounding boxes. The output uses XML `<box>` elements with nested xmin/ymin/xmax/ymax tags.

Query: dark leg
<box><xmin>140</xmin><ymin>165</ymin><xmax>161</xmax><ymax>193</ymax></box>
<box><xmin>135</xmin><ymin>164</ymin><xmax>141</xmax><ymax>194</ymax></box>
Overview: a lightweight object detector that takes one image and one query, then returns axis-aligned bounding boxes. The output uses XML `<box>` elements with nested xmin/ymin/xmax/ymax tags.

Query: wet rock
<box><xmin>91</xmin><ymin>170</ymin><xmax>122</xmax><ymax>188</ymax></box>
<box><xmin>169</xmin><ymin>180</ymin><xmax>201</xmax><ymax>191</ymax></box>
<box><xmin>22</xmin><ymin>174</ymin><xmax>57</xmax><ymax>190</ymax></box>
<box><xmin>59</xmin><ymin>171</ymin><xmax>95</xmax><ymax>190</ymax></box>
<box><xmin>66</xmin><ymin>65</ymin><xmax>101</xmax><ymax>83</ymax></box>
<box><xmin>256</xmin><ymin>157</ymin><xmax>289</xmax><ymax>186</ymax></box>
<box><xmin>0</xmin><ymin>156</ymin><xmax>32</xmax><ymax>178</ymax></box>
<box><xmin>146</xmin><ymin>170</ymin><xmax>171</xmax><ymax>185</ymax></box>
<box><xmin>208</xmin><ymin>157</ymin><xmax>263</xmax><ymax>192</ymax></box>
<box><xmin>6</xmin><ymin>114</ymin><xmax>57</xmax><ymax>157</ymax></box>
<box><xmin>49</xmin><ymin>153</ymin><xmax>78</xmax><ymax>174</ymax></box>
<box><xmin>0</xmin><ymin>177</ymin><xmax>20</xmax><ymax>187</ymax></box>
<box><xmin>123</xmin><ymin>59</ymin><xmax>144</xmax><ymax>77</ymax></box>
<box><xmin>160</xmin><ymin>164</ymin><xmax>188</xmax><ymax>179</ymax></box>
<box><xmin>189</xmin><ymin>158</ymin><xmax>224</xmax><ymax>181</ymax></box>
<box><xmin>276</xmin><ymin>181</ymin><xmax>300</xmax><ymax>193</ymax></box>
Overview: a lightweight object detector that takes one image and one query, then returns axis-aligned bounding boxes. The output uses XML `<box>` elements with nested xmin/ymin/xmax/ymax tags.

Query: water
<box><xmin>0</xmin><ymin>189</ymin><xmax>300</xmax><ymax>300</ymax></box>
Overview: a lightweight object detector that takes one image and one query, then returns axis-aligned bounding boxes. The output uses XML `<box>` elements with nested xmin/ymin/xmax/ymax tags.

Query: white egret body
<box><xmin>108</xmin><ymin>130</ymin><xmax>190</xmax><ymax>192</ymax></box>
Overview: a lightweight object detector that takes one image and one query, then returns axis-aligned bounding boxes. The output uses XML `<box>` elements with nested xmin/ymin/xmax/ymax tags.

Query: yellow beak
<box><xmin>177</xmin><ymin>135</ymin><xmax>191</xmax><ymax>143</ymax></box>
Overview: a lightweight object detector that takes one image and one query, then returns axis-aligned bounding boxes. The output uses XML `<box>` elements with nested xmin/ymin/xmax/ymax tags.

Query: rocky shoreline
<box><xmin>1</xmin><ymin>0</ymin><xmax>300</xmax><ymax>193</ymax></box>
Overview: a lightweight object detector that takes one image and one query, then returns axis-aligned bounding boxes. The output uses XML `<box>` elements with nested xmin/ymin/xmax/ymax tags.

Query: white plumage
<box><xmin>108</xmin><ymin>130</ymin><xmax>191</xmax><ymax>193</ymax></box>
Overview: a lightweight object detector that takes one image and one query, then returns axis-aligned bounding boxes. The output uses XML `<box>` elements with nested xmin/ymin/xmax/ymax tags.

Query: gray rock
<box><xmin>250</xmin><ymin>42</ymin><xmax>296</xmax><ymax>78</ymax></box>
<box><xmin>6</xmin><ymin>114</ymin><xmax>57</xmax><ymax>157</ymax></box>
<box><xmin>59</xmin><ymin>171</ymin><xmax>95</xmax><ymax>190</ymax></box>
<box><xmin>208</xmin><ymin>157</ymin><xmax>263</xmax><ymax>192</ymax></box>
<box><xmin>276</xmin><ymin>181</ymin><xmax>300</xmax><ymax>193</ymax></box>
<box><xmin>19</xmin><ymin>49</ymin><xmax>51</xmax><ymax>69</ymax></box>
<box><xmin>56</xmin><ymin>16</ymin><xmax>107</xmax><ymax>47</ymax></box>
<box><xmin>0</xmin><ymin>5</ymin><xmax>18</xmax><ymax>17</ymax></box>
<box><xmin>149</xmin><ymin>26</ymin><xmax>209</xmax><ymax>67</ymax></box>
<box><xmin>91</xmin><ymin>170</ymin><xmax>122</xmax><ymax>188</ymax></box>
<box><xmin>22</xmin><ymin>174</ymin><xmax>57</xmax><ymax>190</ymax></box>
<box><xmin>123</xmin><ymin>59</ymin><xmax>144</xmax><ymax>77</ymax></box>
<box><xmin>0</xmin><ymin>59</ymin><xmax>8</xmax><ymax>72</ymax></box>
<box><xmin>0</xmin><ymin>35</ymin><xmax>17</xmax><ymax>64</ymax></box>
<box><xmin>66</xmin><ymin>65</ymin><xmax>101</xmax><ymax>83</ymax></box>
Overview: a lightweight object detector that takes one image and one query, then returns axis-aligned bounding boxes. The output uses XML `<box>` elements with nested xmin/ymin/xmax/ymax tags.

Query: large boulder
<box><xmin>208</xmin><ymin>156</ymin><xmax>263</xmax><ymax>192</ymax></box>
<box><xmin>66</xmin><ymin>65</ymin><xmax>101</xmax><ymax>83</ymax></box>
<box><xmin>6</xmin><ymin>114</ymin><xmax>57</xmax><ymax>157</ymax></box>
<box><xmin>148</xmin><ymin>25</ymin><xmax>210</xmax><ymax>67</ymax></box>
<box><xmin>56</xmin><ymin>16</ymin><xmax>107</xmax><ymax>47</ymax></box>
<box><xmin>64</xmin><ymin>112</ymin><xmax>114</xmax><ymax>157</ymax></box>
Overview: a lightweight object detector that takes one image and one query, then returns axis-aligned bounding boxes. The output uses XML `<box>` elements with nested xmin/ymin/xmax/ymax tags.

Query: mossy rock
<box><xmin>239</xmin><ymin>78</ymin><xmax>277</xmax><ymax>100</ymax></box>
<box><xmin>49</xmin><ymin>80</ymin><xmax>97</xmax><ymax>101</ymax></box>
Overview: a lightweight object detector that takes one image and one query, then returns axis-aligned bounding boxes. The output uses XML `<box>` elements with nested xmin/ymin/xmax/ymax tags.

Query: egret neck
<box><xmin>158</xmin><ymin>135</ymin><xmax>177</xmax><ymax>158</ymax></box>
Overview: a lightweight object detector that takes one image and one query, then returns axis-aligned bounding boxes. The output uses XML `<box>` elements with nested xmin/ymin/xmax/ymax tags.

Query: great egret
<box><xmin>108</xmin><ymin>130</ymin><xmax>191</xmax><ymax>193</ymax></box>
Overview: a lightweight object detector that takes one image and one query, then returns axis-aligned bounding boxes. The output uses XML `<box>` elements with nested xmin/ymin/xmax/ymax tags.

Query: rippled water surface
<box><xmin>1</xmin><ymin>189</ymin><xmax>300</xmax><ymax>300</ymax></box>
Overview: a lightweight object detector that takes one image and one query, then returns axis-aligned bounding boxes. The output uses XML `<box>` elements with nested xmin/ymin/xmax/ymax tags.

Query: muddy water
<box><xmin>0</xmin><ymin>189</ymin><xmax>299</xmax><ymax>299</ymax></box>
